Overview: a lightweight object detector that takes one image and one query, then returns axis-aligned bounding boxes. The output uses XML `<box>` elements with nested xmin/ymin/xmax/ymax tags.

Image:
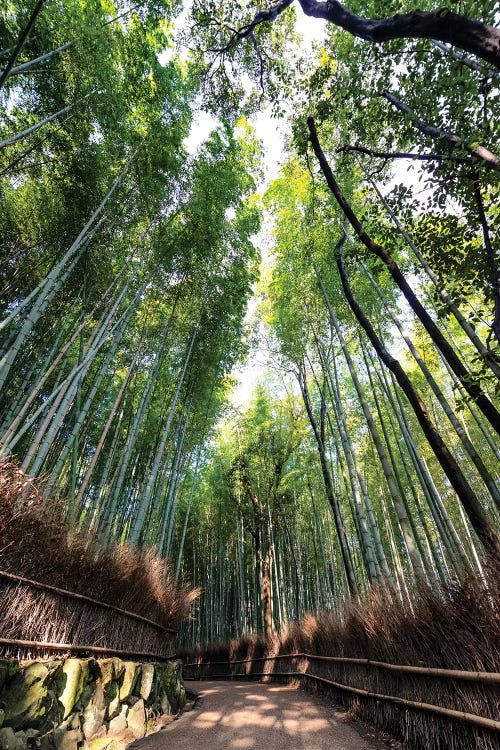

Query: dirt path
<box><xmin>132</xmin><ymin>680</ymin><xmax>385</xmax><ymax>750</ymax></box>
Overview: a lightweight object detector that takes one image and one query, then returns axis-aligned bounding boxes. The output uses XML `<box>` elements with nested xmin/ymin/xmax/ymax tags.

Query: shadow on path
<box><xmin>131</xmin><ymin>680</ymin><xmax>382</xmax><ymax>750</ymax></box>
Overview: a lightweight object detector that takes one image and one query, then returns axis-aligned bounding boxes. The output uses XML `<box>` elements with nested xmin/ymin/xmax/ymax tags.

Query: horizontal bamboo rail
<box><xmin>0</xmin><ymin>636</ymin><xmax>176</xmax><ymax>662</ymax></box>
<box><xmin>183</xmin><ymin>652</ymin><xmax>500</xmax><ymax>684</ymax></box>
<box><xmin>0</xmin><ymin>569</ymin><xmax>177</xmax><ymax>634</ymax></box>
<box><xmin>184</xmin><ymin>654</ymin><xmax>297</xmax><ymax>667</ymax></box>
<box><xmin>306</xmin><ymin>654</ymin><xmax>500</xmax><ymax>684</ymax></box>
<box><xmin>303</xmin><ymin>673</ymin><xmax>500</xmax><ymax>733</ymax></box>
<box><xmin>186</xmin><ymin>669</ymin><xmax>500</xmax><ymax>732</ymax></box>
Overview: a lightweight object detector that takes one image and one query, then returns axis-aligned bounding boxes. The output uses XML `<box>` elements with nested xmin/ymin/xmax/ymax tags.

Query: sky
<box><xmin>180</xmin><ymin>9</ymin><xmax>329</xmax><ymax>408</ymax></box>
<box><xmin>179</xmin><ymin>7</ymin><xmax>422</xmax><ymax>410</ymax></box>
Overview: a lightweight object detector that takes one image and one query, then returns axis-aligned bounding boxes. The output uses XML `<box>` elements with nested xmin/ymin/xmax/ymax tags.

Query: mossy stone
<box><xmin>58</xmin><ymin>712</ymin><xmax>80</xmax><ymax>732</ymax></box>
<box><xmin>0</xmin><ymin>728</ymin><xmax>16</xmax><ymax>750</ymax></box>
<box><xmin>107</xmin><ymin>714</ymin><xmax>126</xmax><ymax>735</ymax></box>
<box><xmin>159</xmin><ymin>661</ymin><xmax>185</xmax><ymax>714</ymax></box>
<box><xmin>104</xmin><ymin>682</ymin><xmax>119</xmax><ymax>721</ymax></box>
<box><xmin>96</xmin><ymin>663</ymin><xmax>113</xmax><ymax>693</ymax></box>
<box><xmin>125</xmin><ymin>700</ymin><xmax>145</xmax><ymax>740</ymax></box>
<box><xmin>110</xmin><ymin>663</ymin><xmax>124</xmax><ymax>683</ymax></box>
<box><xmin>0</xmin><ymin>664</ymin><xmax>19</xmax><ymax>694</ymax></box>
<box><xmin>82</xmin><ymin>684</ymin><xmax>106</xmax><ymax>741</ymax></box>
<box><xmin>53</xmin><ymin>728</ymin><xmax>82</xmax><ymax>750</ymax></box>
<box><xmin>159</xmin><ymin>693</ymin><xmax>170</xmax><ymax>715</ymax></box>
<box><xmin>79</xmin><ymin>662</ymin><xmax>101</xmax><ymax>712</ymax></box>
<box><xmin>87</xmin><ymin>737</ymin><xmax>118</xmax><ymax>750</ymax></box>
<box><xmin>0</xmin><ymin>663</ymin><xmax>63</xmax><ymax>731</ymax></box>
<box><xmin>139</xmin><ymin>666</ymin><xmax>154</xmax><ymax>702</ymax></box>
<box><xmin>118</xmin><ymin>665</ymin><xmax>140</xmax><ymax>704</ymax></box>
<box><xmin>58</xmin><ymin>661</ymin><xmax>89</xmax><ymax>720</ymax></box>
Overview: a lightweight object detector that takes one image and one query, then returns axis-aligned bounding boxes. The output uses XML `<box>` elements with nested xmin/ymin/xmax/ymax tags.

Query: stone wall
<box><xmin>0</xmin><ymin>658</ymin><xmax>186</xmax><ymax>750</ymax></box>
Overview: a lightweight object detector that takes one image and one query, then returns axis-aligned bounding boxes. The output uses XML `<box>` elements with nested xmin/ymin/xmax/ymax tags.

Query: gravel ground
<box><xmin>131</xmin><ymin>680</ymin><xmax>391</xmax><ymax>750</ymax></box>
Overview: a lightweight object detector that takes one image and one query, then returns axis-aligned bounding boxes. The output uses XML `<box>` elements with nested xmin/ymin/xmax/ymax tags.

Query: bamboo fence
<box><xmin>182</xmin><ymin>653</ymin><xmax>500</xmax><ymax>733</ymax></box>
<box><xmin>0</xmin><ymin>569</ymin><xmax>177</xmax><ymax>661</ymax></box>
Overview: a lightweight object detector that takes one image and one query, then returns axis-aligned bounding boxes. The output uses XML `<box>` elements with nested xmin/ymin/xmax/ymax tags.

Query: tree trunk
<box><xmin>261</xmin><ymin>547</ymin><xmax>274</xmax><ymax>641</ymax></box>
<box><xmin>0</xmin><ymin>93</ymin><xmax>92</xmax><ymax>149</ymax></box>
<box><xmin>362</xmin><ymin>260</ymin><xmax>500</xmax><ymax>510</ymax></box>
<box><xmin>128</xmin><ymin>323</ymin><xmax>198</xmax><ymax>544</ymax></box>
<box><xmin>363</xmin><ymin>171</ymin><xmax>500</xmax><ymax>379</ymax></box>
<box><xmin>297</xmin><ymin>0</ymin><xmax>500</xmax><ymax>68</ymax></box>
<box><xmin>316</xmin><ymin>338</ymin><xmax>380</xmax><ymax>583</ymax></box>
<box><xmin>297</xmin><ymin>363</ymin><xmax>358</xmax><ymax>595</ymax></box>
<box><xmin>0</xmin><ymin>149</ymin><xmax>136</xmax><ymax>390</ymax></box>
<box><xmin>471</xmin><ymin>174</ymin><xmax>500</xmax><ymax>346</ymax></box>
<box><xmin>241</xmin><ymin>0</ymin><xmax>500</xmax><ymax>67</ymax></box>
<box><xmin>307</xmin><ymin>116</ymin><xmax>500</xmax><ymax>435</ymax></box>
<box><xmin>0</xmin><ymin>0</ymin><xmax>46</xmax><ymax>90</ymax></box>
<box><xmin>381</xmin><ymin>90</ymin><xmax>499</xmax><ymax>169</ymax></box>
<box><xmin>334</xmin><ymin>238</ymin><xmax>500</xmax><ymax>557</ymax></box>
<box><xmin>361</xmin><ymin>342</ymin><xmax>434</xmax><ymax>579</ymax></box>
<box><xmin>240</xmin><ymin>466</ymin><xmax>277</xmax><ymax>638</ymax></box>
<box><xmin>313</xmin><ymin>259</ymin><xmax>426</xmax><ymax>578</ymax></box>
<box><xmin>5</xmin><ymin>42</ymin><xmax>72</xmax><ymax>79</ymax></box>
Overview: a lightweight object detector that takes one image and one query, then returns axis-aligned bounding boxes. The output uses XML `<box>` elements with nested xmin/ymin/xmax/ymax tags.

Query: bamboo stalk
<box><xmin>5</xmin><ymin>42</ymin><xmax>72</xmax><ymax>78</ymax></box>
<box><xmin>0</xmin><ymin>93</ymin><xmax>93</xmax><ymax>149</ymax></box>
<box><xmin>0</xmin><ymin>570</ymin><xmax>177</xmax><ymax>633</ymax></box>
<box><xmin>0</xmin><ymin>0</ymin><xmax>46</xmax><ymax>90</ymax></box>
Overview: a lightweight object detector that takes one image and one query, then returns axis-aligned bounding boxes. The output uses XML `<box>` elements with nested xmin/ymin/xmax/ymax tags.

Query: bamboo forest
<box><xmin>0</xmin><ymin>1</ymin><xmax>499</xmax><ymax>749</ymax></box>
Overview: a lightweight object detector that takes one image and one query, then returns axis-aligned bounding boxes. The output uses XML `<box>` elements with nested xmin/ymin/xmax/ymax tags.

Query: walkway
<box><xmin>133</xmin><ymin>680</ymin><xmax>385</xmax><ymax>750</ymax></box>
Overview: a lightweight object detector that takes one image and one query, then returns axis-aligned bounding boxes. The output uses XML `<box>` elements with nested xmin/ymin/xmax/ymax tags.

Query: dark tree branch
<box><xmin>337</xmin><ymin>144</ymin><xmax>479</xmax><ymax>167</ymax></box>
<box><xmin>296</xmin><ymin>361</ymin><xmax>357</xmax><ymax>594</ymax></box>
<box><xmin>297</xmin><ymin>1</ymin><xmax>500</xmax><ymax>69</ymax></box>
<box><xmin>221</xmin><ymin>0</ymin><xmax>500</xmax><ymax>68</ymax></box>
<box><xmin>334</xmin><ymin>236</ymin><xmax>500</xmax><ymax>556</ymax></box>
<box><xmin>236</xmin><ymin>0</ymin><xmax>295</xmax><ymax>37</ymax></box>
<box><xmin>207</xmin><ymin>0</ymin><xmax>295</xmax><ymax>53</ymax></box>
<box><xmin>431</xmin><ymin>39</ymin><xmax>499</xmax><ymax>79</ymax></box>
<box><xmin>471</xmin><ymin>174</ymin><xmax>500</xmax><ymax>348</ymax></box>
<box><xmin>307</xmin><ymin>116</ymin><xmax>500</xmax><ymax>435</ymax></box>
<box><xmin>381</xmin><ymin>90</ymin><xmax>500</xmax><ymax>170</ymax></box>
<box><xmin>249</xmin><ymin>31</ymin><xmax>266</xmax><ymax>101</ymax></box>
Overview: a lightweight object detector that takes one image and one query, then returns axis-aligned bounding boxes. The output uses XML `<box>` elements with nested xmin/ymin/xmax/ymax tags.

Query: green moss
<box><xmin>104</xmin><ymin>682</ymin><xmax>119</xmax><ymax>721</ymax></box>
<box><xmin>0</xmin><ymin>663</ymin><xmax>63</xmax><ymax>731</ymax></box>
<box><xmin>58</xmin><ymin>661</ymin><xmax>89</xmax><ymax>719</ymax></box>
<box><xmin>118</xmin><ymin>665</ymin><xmax>140</xmax><ymax>704</ymax></box>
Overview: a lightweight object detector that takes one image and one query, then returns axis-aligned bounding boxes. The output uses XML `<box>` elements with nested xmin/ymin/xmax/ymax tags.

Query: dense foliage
<box><xmin>176</xmin><ymin>0</ymin><xmax>499</xmax><ymax>640</ymax></box>
<box><xmin>0</xmin><ymin>0</ymin><xmax>260</xmax><ymax>553</ymax></box>
<box><xmin>1</xmin><ymin>0</ymin><xmax>498</xmax><ymax>657</ymax></box>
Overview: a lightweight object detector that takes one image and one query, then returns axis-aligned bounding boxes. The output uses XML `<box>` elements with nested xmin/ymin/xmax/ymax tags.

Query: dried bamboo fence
<box><xmin>182</xmin><ymin>653</ymin><xmax>500</xmax><ymax>746</ymax></box>
<box><xmin>0</xmin><ymin>570</ymin><xmax>177</xmax><ymax>661</ymax></box>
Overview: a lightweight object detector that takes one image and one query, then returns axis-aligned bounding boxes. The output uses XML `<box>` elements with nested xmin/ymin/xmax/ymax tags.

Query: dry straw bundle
<box><xmin>0</xmin><ymin>458</ymin><xmax>199</xmax><ymax>660</ymax></box>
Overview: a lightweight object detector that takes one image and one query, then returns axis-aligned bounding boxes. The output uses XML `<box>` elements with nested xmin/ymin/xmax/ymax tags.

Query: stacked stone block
<box><xmin>0</xmin><ymin>658</ymin><xmax>185</xmax><ymax>750</ymax></box>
